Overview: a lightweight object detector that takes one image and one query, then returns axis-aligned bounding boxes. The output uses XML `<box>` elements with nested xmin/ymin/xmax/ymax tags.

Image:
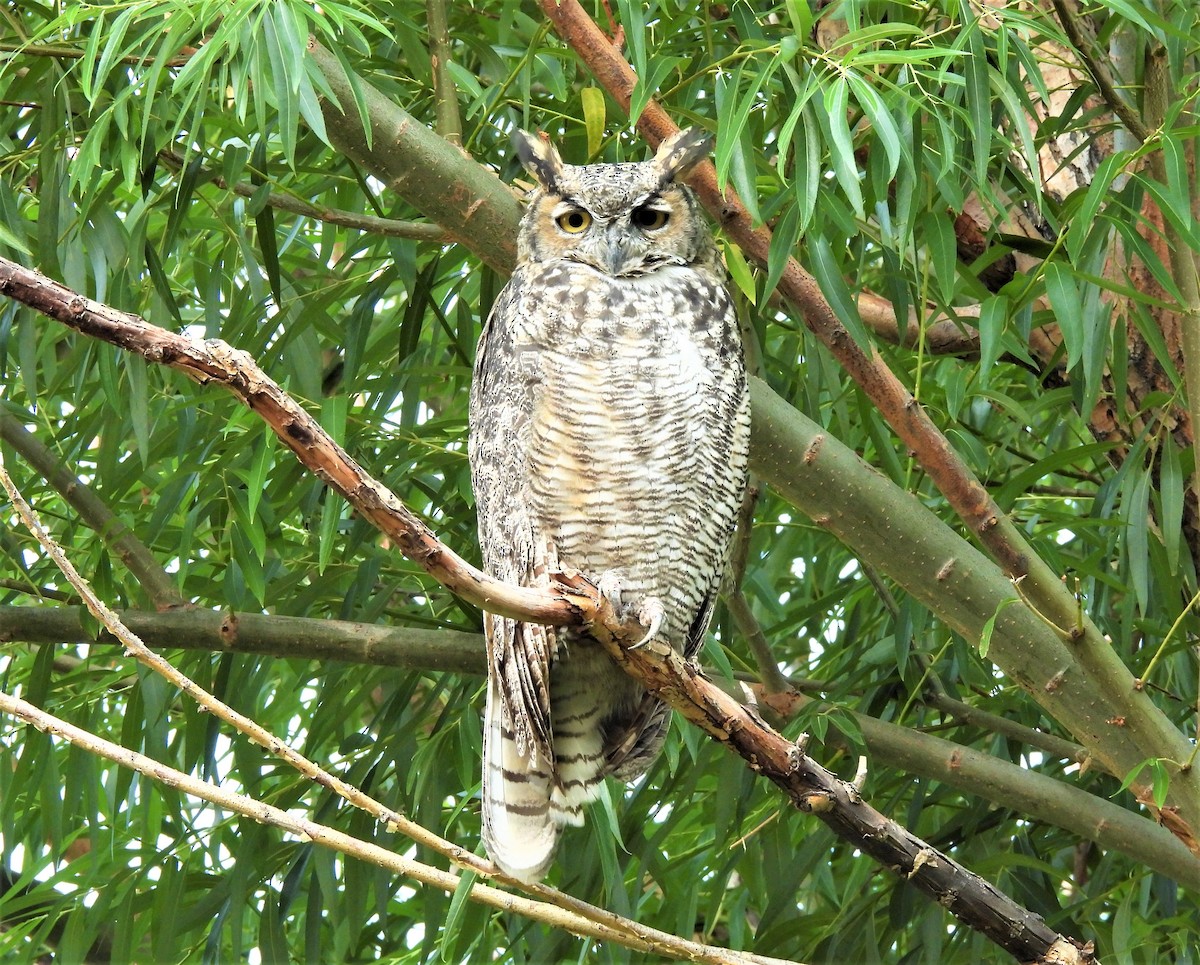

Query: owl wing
<box><xmin>469</xmin><ymin>276</ymin><xmax>555</xmax><ymax>763</ymax></box>
<box><xmin>469</xmin><ymin>277</ymin><xmax>561</xmax><ymax>881</ymax></box>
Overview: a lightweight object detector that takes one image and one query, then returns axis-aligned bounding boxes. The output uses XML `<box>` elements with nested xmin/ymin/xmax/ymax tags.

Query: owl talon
<box><xmin>596</xmin><ymin>572</ymin><xmax>625</xmax><ymax>615</ymax></box>
<box><xmin>629</xmin><ymin>597</ymin><xmax>666</xmax><ymax>650</ymax></box>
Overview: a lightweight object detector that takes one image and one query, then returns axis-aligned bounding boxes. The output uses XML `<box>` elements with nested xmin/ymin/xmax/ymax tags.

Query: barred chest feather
<box><xmin>513</xmin><ymin>261</ymin><xmax>746</xmax><ymax>652</ymax></box>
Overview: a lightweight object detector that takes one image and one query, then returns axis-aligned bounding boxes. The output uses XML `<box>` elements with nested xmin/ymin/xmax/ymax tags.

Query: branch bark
<box><xmin>0</xmin><ymin>689</ymin><xmax>791</xmax><ymax>965</ymax></box>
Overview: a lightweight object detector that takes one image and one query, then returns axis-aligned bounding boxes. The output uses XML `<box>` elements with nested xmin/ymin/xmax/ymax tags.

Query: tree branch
<box><xmin>426</xmin><ymin>0</ymin><xmax>463</xmax><ymax>145</ymax></box>
<box><xmin>0</xmin><ymin>411</ymin><xmax>186</xmax><ymax>611</ymax></box>
<box><xmin>0</xmin><ymin>688</ymin><xmax>791</xmax><ymax>965</ymax></box>
<box><xmin>157</xmin><ymin>150</ymin><xmax>451</xmax><ymax>241</ymax></box>
<box><xmin>534</xmin><ymin>0</ymin><xmax>1118</xmax><ymax>695</ymax></box>
<box><xmin>578</xmin><ymin>618</ymin><xmax>1092</xmax><ymax>963</ymax></box>
<box><xmin>0</xmin><ymin>254</ymin><xmax>596</xmax><ymax>632</ymax></box>
<box><xmin>528</xmin><ymin>0</ymin><xmax>1200</xmax><ymax>843</ymax></box>
<box><xmin>6</xmin><ymin>602</ymin><xmax>1193</xmax><ymax>891</ymax></box>
<box><xmin>0</xmin><ymin>463</ymin><xmax>792</xmax><ymax>965</ymax></box>
<box><xmin>1048</xmin><ymin>0</ymin><xmax>1150</xmax><ymax>144</ymax></box>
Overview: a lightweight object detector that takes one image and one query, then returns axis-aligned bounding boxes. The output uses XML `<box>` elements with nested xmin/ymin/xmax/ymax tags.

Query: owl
<box><xmin>468</xmin><ymin>128</ymin><xmax>751</xmax><ymax>883</ymax></box>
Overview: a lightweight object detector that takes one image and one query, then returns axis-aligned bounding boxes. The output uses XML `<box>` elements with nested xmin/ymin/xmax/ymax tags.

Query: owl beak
<box><xmin>600</xmin><ymin>223</ymin><xmax>636</xmax><ymax>275</ymax></box>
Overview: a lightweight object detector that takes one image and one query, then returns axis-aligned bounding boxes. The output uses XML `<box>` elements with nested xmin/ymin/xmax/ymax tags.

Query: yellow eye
<box><xmin>632</xmin><ymin>206</ymin><xmax>670</xmax><ymax>230</ymax></box>
<box><xmin>556</xmin><ymin>209</ymin><xmax>592</xmax><ymax>233</ymax></box>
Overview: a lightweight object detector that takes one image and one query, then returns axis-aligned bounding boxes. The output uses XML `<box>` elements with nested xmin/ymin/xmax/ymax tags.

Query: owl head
<box><xmin>511</xmin><ymin>128</ymin><xmax>715</xmax><ymax>277</ymax></box>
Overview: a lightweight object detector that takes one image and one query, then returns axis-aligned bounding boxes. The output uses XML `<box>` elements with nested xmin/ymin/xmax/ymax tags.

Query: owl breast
<box><xmin>514</xmin><ymin>260</ymin><xmax>746</xmax><ymax>653</ymax></box>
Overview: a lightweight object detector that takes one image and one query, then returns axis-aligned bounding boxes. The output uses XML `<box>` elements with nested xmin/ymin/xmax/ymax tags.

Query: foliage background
<box><xmin>2</xmin><ymin>0</ymin><xmax>1199</xmax><ymax>962</ymax></box>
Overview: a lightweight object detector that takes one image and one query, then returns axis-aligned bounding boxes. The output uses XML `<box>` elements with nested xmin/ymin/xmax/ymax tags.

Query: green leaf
<box><xmin>809</xmin><ymin>233</ymin><xmax>870</xmax><ymax>350</ymax></box>
<box><xmin>1125</xmin><ymin>467</ymin><xmax>1151</xmax><ymax>612</ymax></box>
<box><xmin>821</xmin><ymin>80</ymin><xmax>864</xmax><ymax>217</ymax></box>
<box><xmin>1043</xmin><ymin>261</ymin><xmax>1083</xmax><ymax>370</ymax></box>
<box><xmin>723</xmin><ymin>240</ymin><xmax>756</xmax><ymax>304</ymax></box>
<box><xmin>1159</xmin><ymin>438</ymin><xmax>1183</xmax><ymax>574</ymax></box>
<box><xmin>581</xmin><ymin>87</ymin><xmax>606</xmax><ymax>159</ymax></box>
<box><xmin>978</xmin><ymin>597</ymin><xmax>1018</xmax><ymax>660</ymax></box>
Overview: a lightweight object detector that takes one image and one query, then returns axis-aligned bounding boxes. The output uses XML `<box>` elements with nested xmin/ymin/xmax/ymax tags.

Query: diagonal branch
<box><xmin>0</xmin><ymin>460</ymin><xmax>790</xmax><ymax>965</ymax></box>
<box><xmin>0</xmin><ymin>688</ymin><xmax>791</xmax><ymax>965</ymax></box>
<box><xmin>0</xmin><ymin>411</ymin><xmax>187</xmax><ymax>611</ymax></box>
<box><xmin>0</xmin><ymin>255</ymin><xmax>593</xmax><ymax>631</ymax></box>
<box><xmin>157</xmin><ymin>149</ymin><xmax>450</xmax><ymax>241</ymax></box>
<box><xmin>536</xmin><ymin>0</ymin><xmax>1031</xmax><ymax>603</ymax></box>
<box><xmin>6</xmin><ymin>602</ymin><xmax>1197</xmax><ymax>890</ymax></box>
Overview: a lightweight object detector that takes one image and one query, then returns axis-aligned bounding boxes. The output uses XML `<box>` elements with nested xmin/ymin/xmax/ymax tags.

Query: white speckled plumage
<box><xmin>468</xmin><ymin>129</ymin><xmax>750</xmax><ymax>883</ymax></box>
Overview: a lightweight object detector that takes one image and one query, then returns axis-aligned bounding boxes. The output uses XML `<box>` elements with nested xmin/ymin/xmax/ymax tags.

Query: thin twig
<box><xmin>726</xmin><ymin>589</ymin><xmax>792</xmax><ymax>696</ymax></box>
<box><xmin>426</xmin><ymin>0</ymin><xmax>463</xmax><ymax>145</ymax></box>
<box><xmin>0</xmin><ymin>461</ymin><xmax>794</xmax><ymax>964</ymax></box>
<box><xmin>0</xmin><ymin>40</ymin><xmax>193</xmax><ymax>68</ymax></box>
<box><xmin>0</xmin><ymin>688</ymin><xmax>793</xmax><ymax>965</ymax></box>
<box><xmin>0</xmin><ymin>412</ymin><xmax>187</xmax><ymax>610</ymax></box>
<box><xmin>1048</xmin><ymin>0</ymin><xmax>1150</xmax><ymax>143</ymax></box>
<box><xmin>158</xmin><ymin>150</ymin><xmax>449</xmax><ymax>241</ymax></box>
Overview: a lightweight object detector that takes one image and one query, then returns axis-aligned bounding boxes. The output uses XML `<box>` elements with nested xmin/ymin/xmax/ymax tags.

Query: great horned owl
<box><xmin>468</xmin><ymin>128</ymin><xmax>751</xmax><ymax>883</ymax></box>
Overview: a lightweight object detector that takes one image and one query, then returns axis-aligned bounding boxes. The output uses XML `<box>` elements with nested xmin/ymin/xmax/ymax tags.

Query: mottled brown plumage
<box><xmin>468</xmin><ymin>129</ymin><xmax>750</xmax><ymax>882</ymax></box>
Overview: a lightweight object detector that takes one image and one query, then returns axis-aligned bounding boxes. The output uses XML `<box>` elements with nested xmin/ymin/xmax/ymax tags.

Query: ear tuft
<box><xmin>651</xmin><ymin>128</ymin><xmax>713</xmax><ymax>186</ymax></box>
<box><xmin>512</xmin><ymin>130</ymin><xmax>565</xmax><ymax>192</ymax></box>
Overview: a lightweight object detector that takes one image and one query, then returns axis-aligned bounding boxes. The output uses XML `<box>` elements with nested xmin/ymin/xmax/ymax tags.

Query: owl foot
<box><xmin>628</xmin><ymin>597</ymin><xmax>666</xmax><ymax>651</ymax></box>
<box><xmin>596</xmin><ymin>572</ymin><xmax>625</xmax><ymax>614</ymax></box>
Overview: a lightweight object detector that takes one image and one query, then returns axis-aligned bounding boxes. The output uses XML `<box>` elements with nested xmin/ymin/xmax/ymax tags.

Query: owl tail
<box><xmin>481</xmin><ymin>674</ymin><xmax>559</xmax><ymax>883</ymax></box>
<box><xmin>547</xmin><ymin>648</ymin><xmax>613</xmax><ymax>822</ymax></box>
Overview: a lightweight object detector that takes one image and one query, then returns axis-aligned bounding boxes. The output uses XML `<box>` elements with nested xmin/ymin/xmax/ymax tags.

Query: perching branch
<box><xmin>532</xmin><ymin>0</ymin><xmax>1200</xmax><ymax>843</ymax></box>
<box><xmin>0</xmin><ymin>461</ymin><xmax>794</xmax><ymax>965</ymax></box>
<box><xmin>578</xmin><ymin>618</ymin><xmax>1093</xmax><ymax>964</ymax></box>
<box><xmin>0</xmin><ymin>255</ymin><xmax>591</xmax><ymax>632</ymax></box>
<box><xmin>7</xmin><ymin>602</ymin><xmax>1196</xmax><ymax>891</ymax></box>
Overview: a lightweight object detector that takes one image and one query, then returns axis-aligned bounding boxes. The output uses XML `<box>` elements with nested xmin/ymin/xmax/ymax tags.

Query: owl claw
<box><xmin>596</xmin><ymin>572</ymin><xmax>624</xmax><ymax>614</ymax></box>
<box><xmin>629</xmin><ymin>597</ymin><xmax>666</xmax><ymax>650</ymax></box>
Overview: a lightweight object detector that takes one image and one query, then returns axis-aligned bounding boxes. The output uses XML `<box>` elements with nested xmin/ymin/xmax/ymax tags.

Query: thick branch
<box><xmin>308</xmin><ymin>39</ymin><xmax>521</xmax><ymax>274</ymax></box>
<box><xmin>581</xmin><ymin>623</ymin><xmax>1091</xmax><ymax>963</ymax></box>
<box><xmin>532</xmin><ymin>0</ymin><xmax>1200</xmax><ymax>842</ymax></box>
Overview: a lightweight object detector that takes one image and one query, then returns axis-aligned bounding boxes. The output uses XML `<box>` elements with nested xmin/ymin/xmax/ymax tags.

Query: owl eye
<box><xmin>556</xmin><ymin>209</ymin><xmax>592</xmax><ymax>233</ymax></box>
<box><xmin>632</xmin><ymin>206</ymin><xmax>670</xmax><ymax>230</ymax></box>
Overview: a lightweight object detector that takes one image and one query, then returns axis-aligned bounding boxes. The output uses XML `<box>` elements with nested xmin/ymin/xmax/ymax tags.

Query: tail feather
<box><xmin>481</xmin><ymin>676</ymin><xmax>559</xmax><ymax>883</ymax></box>
<box><xmin>547</xmin><ymin>648</ymin><xmax>613</xmax><ymax>823</ymax></box>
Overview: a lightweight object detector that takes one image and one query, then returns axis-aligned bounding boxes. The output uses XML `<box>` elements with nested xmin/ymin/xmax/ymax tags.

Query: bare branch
<box><xmin>7</xmin><ymin>602</ymin><xmax>1196</xmax><ymax>889</ymax></box>
<box><xmin>0</xmin><ymin>254</ymin><xmax>596</xmax><ymax>631</ymax></box>
<box><xmin>532</xmin><ymin>0</ymin><xmax>1200</xmax><ymax>850</ymax></box>
<box><xmin>1048</xmin><ymin>0</ymin><xmax>1150</xmax><ymax>143</ymax></box>
<box><xmin>579</xmin><ymin>617</ymin><xmax>1093</xmax><ymax>964</ymax></box>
